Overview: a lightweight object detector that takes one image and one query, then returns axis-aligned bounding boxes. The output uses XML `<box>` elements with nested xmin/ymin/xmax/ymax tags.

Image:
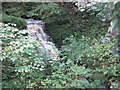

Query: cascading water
<box><xmin>25</xmin><ymin>19</ymin><xmax>59</xmax><ymax>61</ymax></box>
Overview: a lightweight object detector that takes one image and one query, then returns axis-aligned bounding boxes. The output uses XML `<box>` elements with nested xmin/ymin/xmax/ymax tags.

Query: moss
<box><xmin>2</xmin><ymin>14</ymin><xmax>27</xmax><ymax>29</ymax></box>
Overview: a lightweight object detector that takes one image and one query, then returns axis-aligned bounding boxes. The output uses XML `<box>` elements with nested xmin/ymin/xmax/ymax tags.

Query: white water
<box><xmin>25</xmin><ymin>19</ymin><xmax>59</xmax><ymax>61</ymax></box>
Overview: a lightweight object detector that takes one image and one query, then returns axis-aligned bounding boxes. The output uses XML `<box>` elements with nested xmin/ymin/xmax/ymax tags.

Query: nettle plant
<box><xmin>0</xmin><ymin>23</ymin><xmax>48</xmax><ymax>88</ymax></box>
<box><xmin>61</xmin><ymin>35</ymin><xmax>120</xmax><ymax>88</ymax></box>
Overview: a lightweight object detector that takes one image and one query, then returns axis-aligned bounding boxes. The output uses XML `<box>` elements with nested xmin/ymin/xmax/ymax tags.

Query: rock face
<box><xmin>25</xmin><ymin>19</ymin><xmax>59</xmax><ymax>61</ymax></box>
<box><xmin>101</xmin><ymin>19</ymin><xmax>119</xmax><ymax>55</ymax></box>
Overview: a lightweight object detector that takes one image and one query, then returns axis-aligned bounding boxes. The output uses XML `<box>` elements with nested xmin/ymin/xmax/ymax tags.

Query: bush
<box><xmin>2</xmin><ymin>14</ymin><xmax>27</xmax><ymax>29</ymax></box>
<box><xmin>0</xmin><ymin>23</ymin><xmax>49</xmax><ymax>88</ymax></box>
<box><xmin>1</xmin><ymin>23</ymin><xmax>119</xmax><ymax>88</ymax></box>
<box><xmin>60</xmin><ymin>35</ymin><xmax>120</xmax><ymax>88</ymax></box>
<box><xmin>0</xmin><ymin>23</ymin><xmax>99</xmax><ymax>88</ymax></box>
<box><xmin>42</xmin><ymin>60</ymin><xmax>100</xmax><ymax>88</ymax></box>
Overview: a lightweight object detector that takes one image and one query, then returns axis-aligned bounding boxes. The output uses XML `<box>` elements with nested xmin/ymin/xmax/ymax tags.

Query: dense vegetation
<box><xmin>1</xmin><ymin>1</ymin><xmax>120</xmax><ymax>89</ymax></box>
<box><xmin>1</xmin><ymin>14</ymin><xmax>27</xmax><ymax>29</ymax></box>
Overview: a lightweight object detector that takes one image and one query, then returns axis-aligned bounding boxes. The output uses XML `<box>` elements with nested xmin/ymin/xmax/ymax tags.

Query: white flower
<box><xmin>4</xmin><ymin>24</ymin><xmax>9</xmax><ymax>27</ymax></box>
<box><xmin>79</xmin><ymin>8</ymin><xmax>85</xmax><ymax>12</ymax></box>
<box><xmin>13</xmin><ymin>24</ymin><xmax>16</xmax><ymax>27</ymax></box>
<box><xmin>87</xmin><ymin>3</ymin><xmax>93</xmax><ymax>7</ymax></box>
<box><xmin>8</xmin><ymin>23</ymin><xmax>11</xmax><ymax>25</ymax></box>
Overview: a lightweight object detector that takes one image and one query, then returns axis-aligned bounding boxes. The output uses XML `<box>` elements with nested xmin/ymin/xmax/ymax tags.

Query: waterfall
<box><xmin>25</xmin><ymin>19</ymin><xmax>59</xmax><ymax>61</ymax></box>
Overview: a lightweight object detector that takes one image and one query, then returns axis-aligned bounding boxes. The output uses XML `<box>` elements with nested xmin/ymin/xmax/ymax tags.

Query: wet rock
<box><xmin>25</xmin><ymin>19</ymin><xmax>59</xmax><ymax>61</ymax></box>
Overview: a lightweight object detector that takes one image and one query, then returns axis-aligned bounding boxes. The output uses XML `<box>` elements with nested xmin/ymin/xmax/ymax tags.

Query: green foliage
<box><xmin>2</xmin><ymin>2</ymin><xmax>109</xmax><ymax>47</ymax></box>
<box><xmin>3</xmin><ymin>8</ymin><xmax>24</xmax><ymax>17</ymax></box>
<box><xmin>2</xmin><ymin>22</ymin><xmax>119</xmax><ymax>88</ymax></box>
<box><xmin>61</xmin><ymin>35</ymin><xmax>120</xmax><ymax>88</ymax></box>
<box><xmin>45</xmin><ymin>3</ymin><xmax>109</xmax><ymax>47</ymax></box>
<box><xmin>1</xmin><ymin>2</ymin><xmax>120</xmax><ymax>88</ymax></box>
<box><xmin>2</xmin><ymin>2</ymin><xmax>37</xmax><ymax>18</ymax></box>
<box><xmin>28</xmin><ymin>3</ymin><xmax>59</xmax><ymax>20</ymax></box>
<box><xmin>86</xmin><ymin>3</ymin><xmax>107</xmax><ymax>20</ymax></box>
<box><xmin>2</xmin><ymin>14</ymin><xmax>27</xmax><ymax>29</ymax></box>
<box><xmin>0</xmin><ymin>23</ymin><xmax>48</xmax><ymax>88</ymax></box>
<box><xmin>2</xmin><ymin>2</ymin><xmax>60</xmax><ymax>20</ymax></box>
<box><xmin>44</xmin><ymin>64</ymin><xmax>98</xmax><ymax>88</ymax></box>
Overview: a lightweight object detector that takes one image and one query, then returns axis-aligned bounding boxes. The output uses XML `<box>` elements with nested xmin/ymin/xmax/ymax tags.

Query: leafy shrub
<box><xmin>2</xmin><ymin>22</ymin><xmax>118</xmax><ymax>88</ymax></box>
<box><xmin>27</xmin><ymin>2</ymin><xmax>59</xmax><ymax>20</ymax></box>
<box><xmin>2</xmin><ymin>2</ymin><xmax>37</xmax><ymax>18</ymax></box>
<box><xmin>61</xmin><ymin>35</ymin><xmax>120</xmax><ymax>88</ymax></box>
<box><xmin>2</xmin><ymin>14</ymin><xmax>27</xmax><ymax>29</ymax></box>
<box><xmin>42</xmin><ymin>60</ymin><xmax>100</xmax><ymax>88</ymax></box>
<box><xmin>1</xmin><ymin>2</ymin><xmax>120</xmax><ymax>88</ymax></box>
<box><xmin>0</xmin><ymin>23</ymin><xmax>49</xmax><ymax>88</ymax></box>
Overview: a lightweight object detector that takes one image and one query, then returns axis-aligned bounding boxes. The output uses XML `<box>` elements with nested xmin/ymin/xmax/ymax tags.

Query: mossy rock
<box><xmin>2</xmin><ymin>14</ymin><xmax>27</xmax><ymax>29</ymax></box>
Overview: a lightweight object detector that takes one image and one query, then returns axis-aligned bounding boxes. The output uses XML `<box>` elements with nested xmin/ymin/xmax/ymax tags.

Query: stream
<box><xmin>25</xmin><ymin>19</ymin><xmax>59</xmax><ymax>61</ymax></box>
